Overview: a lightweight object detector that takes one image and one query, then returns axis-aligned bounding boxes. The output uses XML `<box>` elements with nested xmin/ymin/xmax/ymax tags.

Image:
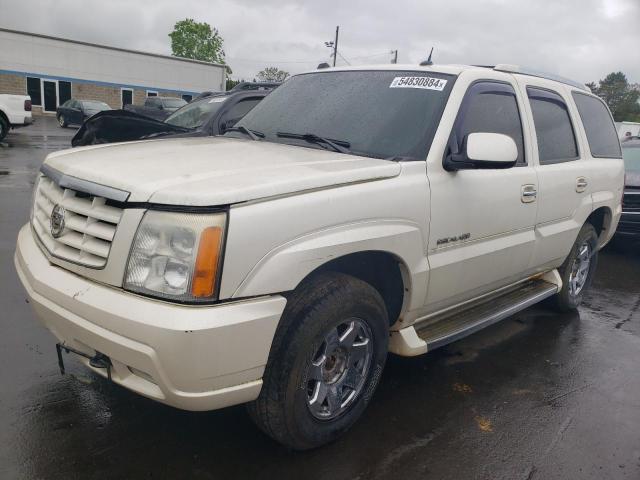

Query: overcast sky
<box><xmin>1</xmin><ymin>0</ymin><xmax>638</xmax><ymax>84</ymax></box>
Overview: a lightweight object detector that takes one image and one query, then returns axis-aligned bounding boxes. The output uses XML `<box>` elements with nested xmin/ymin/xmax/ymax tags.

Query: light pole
<box><xmin>325</xmin><ymin>26</ymin><xmax>339</xmax><ymax>67</ymax></box>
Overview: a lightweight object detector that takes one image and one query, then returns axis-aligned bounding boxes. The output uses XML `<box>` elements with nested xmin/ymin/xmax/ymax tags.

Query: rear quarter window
<box><xmin>572</xmin><ymin>92</ymin><xmax>622</xmax><ymax>158</ymax></box>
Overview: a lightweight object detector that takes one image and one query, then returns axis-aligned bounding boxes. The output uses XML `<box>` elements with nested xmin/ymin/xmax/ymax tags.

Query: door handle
<box><xmin>576</xmin><ymin>177</ymin><xmax>588</xmax><ymax>193</ymax></box>
<box><xmin>521</xmin><ymin>184</ymin><xmax>537</xmax><ymax>203</ymax></box>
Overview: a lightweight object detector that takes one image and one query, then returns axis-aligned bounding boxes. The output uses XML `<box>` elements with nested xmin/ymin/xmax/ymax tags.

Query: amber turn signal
<box><xmin>191</xmin><ymin>226</ymin><xmax>223</xmax><ymax>297</ymax></box>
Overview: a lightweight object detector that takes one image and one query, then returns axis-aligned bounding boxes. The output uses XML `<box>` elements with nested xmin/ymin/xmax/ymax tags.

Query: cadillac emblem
<box><xmin>50</xmin><ymin>204</ymin><xmax>66</xmax><ymax>238</ymax></box>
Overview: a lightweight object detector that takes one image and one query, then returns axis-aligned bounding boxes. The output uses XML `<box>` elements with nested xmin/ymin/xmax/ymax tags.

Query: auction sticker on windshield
<box><xmin>389</xmin><ymin>76</ymin><xmax>447</xmax><ymax>91</ymax></box>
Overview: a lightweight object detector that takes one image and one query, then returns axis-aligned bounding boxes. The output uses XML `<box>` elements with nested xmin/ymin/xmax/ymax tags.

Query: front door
<box><xmin>43</xmin><ymin>80</ymin><xmax>57</xmax><ymax>113</ymax></box>
<box><xmin>425</xmin><ymin>80</ymin><xmax>538</xmax><ymax>312</ymax></box>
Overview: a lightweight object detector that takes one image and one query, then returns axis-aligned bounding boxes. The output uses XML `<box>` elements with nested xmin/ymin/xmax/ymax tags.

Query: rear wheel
<box><xmin>551</xmin><ymin>223</ymin><xmax>598</xmax><ymax>311</ymax></box>
<box><xmin>57</xmin><ymin>114</ymin><xmax>67</xmax><ymax>128</ymax></box>
<box><xmin>248</xmin><ymin>272</ymin><xmax>388</xmax><ymax>450</ymax></box>
<box><xmin>0</xmin><ymin>115</ymin><xmax>8</xmax><ymax>141</ymax></box>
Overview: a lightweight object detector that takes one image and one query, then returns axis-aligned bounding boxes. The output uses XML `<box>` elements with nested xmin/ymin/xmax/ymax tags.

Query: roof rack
<box><xmin>492</xmin><ymin>64</ymin><xmax>589</xmax><ymax>91</ymax></box>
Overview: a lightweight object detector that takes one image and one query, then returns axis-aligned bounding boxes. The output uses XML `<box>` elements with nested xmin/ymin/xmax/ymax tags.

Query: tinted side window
<box><xmin>450</xmin><ymin>81</ymin><xmax>525</xmax><ymax>165</ymax></box>
<box><xmin>572</xmin><ymin>92</ymin><xmax>621</xmax><ymax>158</ymax></box>
<box><xmin>221</xmin><ymin>98</ymin><xmax>262</xmax><ymax>128</ymax></box>
<box><xmin>527</xmin><ymin>87</ymin><xmax>578</xmax><ymax>164</ymax></box>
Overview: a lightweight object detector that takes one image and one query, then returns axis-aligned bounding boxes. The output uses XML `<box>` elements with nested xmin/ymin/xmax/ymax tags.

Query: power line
<box><xmin>226</xmin><ymin>57</ymin><xmax>322</xmax><ymax>65</ymax></box>
<box><xmin>349</xmin><ymin>51</ymin><xmax>393</xmax><ymax>61</ymax></box>
<box><xmin>336</xmin><ymin>51</ymin><xmax>351</xmax><ymax>66</ymax></box>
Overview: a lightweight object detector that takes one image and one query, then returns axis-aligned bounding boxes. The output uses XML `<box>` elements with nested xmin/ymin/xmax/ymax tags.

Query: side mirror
<box><xmin>444</xmin><ymin>132</ymin><xmax>518</xmax><ymax>171</ymax></box>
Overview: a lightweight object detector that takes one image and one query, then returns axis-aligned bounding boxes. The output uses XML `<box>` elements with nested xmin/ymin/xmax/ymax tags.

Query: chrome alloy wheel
<box><xmin>569</xmin><ymin>240</ymin><xmax>592</xmax><ymax>296</ymax></box>
<box><xmin>306</xmin><ymin>318</ymin><xmax>373</xmax><ymax>420</ymax></box>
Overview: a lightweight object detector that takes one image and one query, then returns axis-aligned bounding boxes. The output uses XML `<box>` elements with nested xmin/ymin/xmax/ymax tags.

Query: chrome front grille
<box><xmin>32</xmin><ymin>174</ymin><xmax>124</xmax><ymax>268</ymax></box>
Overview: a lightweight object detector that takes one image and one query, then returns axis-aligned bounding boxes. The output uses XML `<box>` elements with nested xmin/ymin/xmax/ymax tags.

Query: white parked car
<box><xmin>0</xmin><ymin>94</ymin><xmax>33</xmax><ymax>140</ymax></box>
<box><xmin>15</xmin><ymin>64</ymin><xmax>624</xmax><ymax>449</ymax></box>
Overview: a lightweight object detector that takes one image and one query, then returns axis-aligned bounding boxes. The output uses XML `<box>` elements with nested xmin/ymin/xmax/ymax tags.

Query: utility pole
<box><xmin>324</xmin><ymin>26</ymin><xmax>340</xmax><ymax>67</ymax></box>
<box><xmin>333</xmin><ymin>26</ymin><xmax>339</xmax><ymax>67</ymax></box>
<box><xmin>391</xmin><ymin>49</ymin><xmax>398</xmax><ymax>64</ymax></box>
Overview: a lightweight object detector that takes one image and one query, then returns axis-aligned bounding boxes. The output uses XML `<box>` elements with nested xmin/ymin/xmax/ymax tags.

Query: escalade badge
<box><xmin>50</xmin><ymin>204</ymin><xmax>66</xmax><ymax>238</ymax></box>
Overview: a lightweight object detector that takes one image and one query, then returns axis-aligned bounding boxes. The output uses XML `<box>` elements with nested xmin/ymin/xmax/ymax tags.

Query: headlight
<box><xmin>124</xmin><ymin>210</ymin><xmax>226</xmax><ymax>302</ymax></box>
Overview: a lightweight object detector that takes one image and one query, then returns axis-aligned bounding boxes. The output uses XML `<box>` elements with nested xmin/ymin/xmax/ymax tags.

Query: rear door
<box><xmin>519</xmin><ymin>82</ymin><xmax>592</xmax><ymax>268</ymax></box>
<box><xmin>425</xmin><ymin>78</ymin><xmax>539</xmax><ymax>311</ymax></box>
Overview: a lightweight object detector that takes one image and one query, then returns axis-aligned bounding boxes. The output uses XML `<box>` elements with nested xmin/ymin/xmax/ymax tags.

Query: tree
<box><xmin>226</xmin><ymin>78</ymin><xmax>243</xmax><ymax>90</ymax></box>
<box><xmin>257</xmin><ymin>67</ymin><xmax>290</xmax><ymax>83</ymax></box>
<box><xmin>588</xmin><ymin>72</ymin><xmax>640</xmax><ymax>122</ymax></box>
<box><xmin>169</xmin><ymin>19</ymin><xmax>230</xmax><ymax>73</ymax></box>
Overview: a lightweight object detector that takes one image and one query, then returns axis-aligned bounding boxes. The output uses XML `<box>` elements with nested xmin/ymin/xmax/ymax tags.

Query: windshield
<box><xmin>162</xmin><ymin>98</ymin><xmax>187</xmax><ymax>109</ymax></box>
<box><xmin>233</xmin><ymin>70</ymin><xmax>455</xmax><ymax>160</ymax></box>
<box><xmin>164</xmin><ymin>96</ymin><xmax>227</xmax><ymax>128</ymax></box>
<box><xmin>622</xmin><ymin>145</ymin><xmax>640</xmax><ymax>173</ymax></box>
<box><xmin>82</xmin><ymin>101</ymin><xmax>110</xmax><ymax>111</ymax></box>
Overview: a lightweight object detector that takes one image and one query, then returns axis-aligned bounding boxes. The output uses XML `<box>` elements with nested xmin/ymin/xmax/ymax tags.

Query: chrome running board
<box><xmin>414</xmin><ymin>279</ymin><xmax>558</xmax><ymax>351</ymax></box>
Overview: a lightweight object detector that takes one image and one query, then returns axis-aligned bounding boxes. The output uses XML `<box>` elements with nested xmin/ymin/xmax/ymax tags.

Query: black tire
<box><xmin>551</xmin><ymin>223</ymin><xmax>599</xmax><ymax>312</ymax></box>
<box><xmin>57</xmin><ymin>114</ymin><xmax>67</xmax><ymax>128</ymax></box>
<box><xmin>248</xmin><ymin>272</ymin><xmax>389</xmax><ymax>450</ymax></box>
<box><xmin>0</xmin><ymin>115</ymin><xmax>8</xmax><ymax>141</ymax></box>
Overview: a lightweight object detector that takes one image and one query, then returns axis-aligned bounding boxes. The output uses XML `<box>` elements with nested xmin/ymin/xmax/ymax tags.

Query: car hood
<box><xmin>43</xmin><ymin>136</ymin><xmax>401</xmax><ymax>205</ymax></box>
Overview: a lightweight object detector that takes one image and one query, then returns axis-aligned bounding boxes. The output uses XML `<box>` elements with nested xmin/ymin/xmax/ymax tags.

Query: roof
<box><xmin>299</xmin><ymin>63</ymin><xmax>588</xmax><ymax>91</ymax></box>
<box><xmin>0</xmin><ymin>27</ymin><xmax>226</xmax><ymax>69</ymax></box>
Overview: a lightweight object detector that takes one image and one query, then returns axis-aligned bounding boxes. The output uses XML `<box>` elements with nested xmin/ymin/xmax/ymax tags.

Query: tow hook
<box><xmin>56</xmin><ymin>343</ymin><xmax>113</xmax><ymax>381</ymax></box>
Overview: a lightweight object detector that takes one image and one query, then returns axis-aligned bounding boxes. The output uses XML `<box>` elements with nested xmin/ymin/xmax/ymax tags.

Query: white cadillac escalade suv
<box><xmin>15</xmin><ymin>64</ymin><xmax>624</xmax><ymax>449</ymax></box>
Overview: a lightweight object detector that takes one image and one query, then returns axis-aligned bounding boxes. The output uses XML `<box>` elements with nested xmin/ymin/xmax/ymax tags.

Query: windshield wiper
<box><xmin>225</xmin><ymin>125</ymin><xmax>264</xmax><ymax>141</ymax></box>
<box><xmin>277</xmin><ymin>132</ymin><xmax>351</xmax><ymax>154</ymax></box>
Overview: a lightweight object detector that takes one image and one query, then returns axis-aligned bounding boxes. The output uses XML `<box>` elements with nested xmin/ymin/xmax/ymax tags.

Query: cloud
<box><xmin>0</xmin><ymin>0</ymin><xmax>638</xmax><ymax>83</ymax></box>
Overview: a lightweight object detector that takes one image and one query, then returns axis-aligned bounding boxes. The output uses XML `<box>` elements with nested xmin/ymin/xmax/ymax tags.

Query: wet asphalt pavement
<box><xmin>1</xmin><ymin>118</ymin><xmax>639</xmax><ymax>480</ymax></box>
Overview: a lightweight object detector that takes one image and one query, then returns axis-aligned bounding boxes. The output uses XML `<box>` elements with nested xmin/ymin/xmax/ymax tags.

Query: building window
<box><xmin>121</xmin><ymin>88</ymin><xmax>133</xmax><ymax>108</ymax></box>
<box><xmin>58</xmin><ymin>81</ymin><xmax>72</xmax><ymax>105</ymax></box>
<box><xmin>26</xmin><ymin>77</ymin><xmax>42</xmax><ymax>106</ymax></box>
<box><xmin>182</xmin><ymin>94</ymin><xmax>193</xmax><ymax>102</ymax></box>
<box><xmin>146</xmin><ymin>90</ymin><xmax>158</xmax><ymax>97</ymax></box>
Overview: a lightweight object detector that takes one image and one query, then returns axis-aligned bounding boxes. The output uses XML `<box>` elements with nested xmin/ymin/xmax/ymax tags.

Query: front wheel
<box><xmin>57</xmin><ymin>115</ymin><xmax>67</xmax><ymax>128</ymax></box>
<box><xmin>551</xmin><ymin>223</ymin><xmax>599</xmax><ymax>312</ymax></box>
<box><xmin>248</xmin><ymin>272</ymin><xmax>389</xmax><ymax>450</ymax></box>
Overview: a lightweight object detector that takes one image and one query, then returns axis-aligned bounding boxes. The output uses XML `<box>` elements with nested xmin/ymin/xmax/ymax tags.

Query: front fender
<box><xmin>231</xmin><ymin>220</ymin><xmax>428</xmax><ymax>312</ymax></box>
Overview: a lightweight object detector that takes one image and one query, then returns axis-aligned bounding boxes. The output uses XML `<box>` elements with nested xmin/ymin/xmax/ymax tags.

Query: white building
<box><xmin>0</xmin><ymin>28</ymin><xmax>226</xmax><ymax>115</ymax></box>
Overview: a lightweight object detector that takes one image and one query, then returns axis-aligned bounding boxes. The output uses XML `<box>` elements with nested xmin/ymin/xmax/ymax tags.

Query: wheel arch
<box><xmin>586</xmin><ymin>206</ymin><xmax>612</xmax><ymax>247</ymax></box>
<box><xmin>228</xmin><ymin>220</ymin><xmax>428</xmax><ymax>325</ymax></box>
<box><xmin>294</xmin><ymin>250</ymin><xmax>410</xmax><ymax>326</ymax></box>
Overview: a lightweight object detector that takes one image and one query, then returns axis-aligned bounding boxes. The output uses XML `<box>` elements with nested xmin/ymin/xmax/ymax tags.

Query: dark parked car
<box><xmin>616</xmin><ymin>139</ymin><xmax>640</xmax><ymax>243</ymax></box>
<box><xmin>57</xmin><ymin>99</ymin><xmax>111</xmax><ymax>127</ymax></box>
<box><xmin>72</xmin><ymin>90</ymin><xmax>272</xmax><ymax>147</ymax></box>
<box><xmin>123</xmin><ymin>96</ymin><xmax>188</xmax><ymax>121</ymax></box>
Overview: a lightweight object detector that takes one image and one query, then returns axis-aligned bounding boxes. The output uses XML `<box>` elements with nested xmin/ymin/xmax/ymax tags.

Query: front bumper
<box><xmin>14</xmin><ymin>224</ymin><xmax>286</xmax><ymax>411</ymax></box>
